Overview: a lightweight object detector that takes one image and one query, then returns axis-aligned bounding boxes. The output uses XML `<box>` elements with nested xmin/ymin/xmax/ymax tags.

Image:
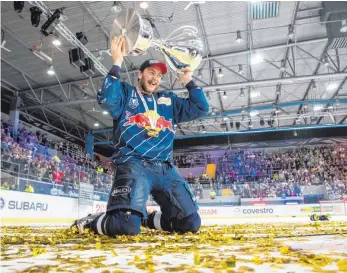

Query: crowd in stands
<box><xmin>182</xmin><ymin>145</ymin><xmax>347</xmax><ymax>200</ymax></box>
<box><xmin>2</xmin><ymin>118</ymin><xmax>347</xmax><ymax>202</ymax></box>
<box><xmin>174</xmin><ymin>153</ymin><xmax>211</xmax><ymax>168</ymax></box>
<box><xmin>215</xmin><ymin>145</ymin><xmax>347</xmax><ymax>199</ymax></box>
<box><xmin>1</xmin><ymin>119</ymin><xmax>113</xmax><ymax>193</ymax></box>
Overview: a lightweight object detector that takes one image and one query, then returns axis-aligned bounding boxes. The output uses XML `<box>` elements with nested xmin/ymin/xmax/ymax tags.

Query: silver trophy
<box><xmin>110</xmin><ymin>8</ymin><xmax>204</xmax><ymax>73</ymax></box>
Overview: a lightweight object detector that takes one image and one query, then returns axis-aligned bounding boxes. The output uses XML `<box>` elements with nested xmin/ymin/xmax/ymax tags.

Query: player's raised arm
<box><xmin>171</xmin><ymin>68</ymin><xmax>209</xmax><ymax>124</ymax></box>
<box><xmin>97</xmin><ymin>36</ymin><xmax>127</xmax><ymax>119</ymax></box>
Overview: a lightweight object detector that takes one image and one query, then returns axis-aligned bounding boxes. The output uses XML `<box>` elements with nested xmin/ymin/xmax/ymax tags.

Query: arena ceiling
<box><xmin>1</xmin><ymin>1</ymin><xmax>347</xmax><ymax>150</ymax></box>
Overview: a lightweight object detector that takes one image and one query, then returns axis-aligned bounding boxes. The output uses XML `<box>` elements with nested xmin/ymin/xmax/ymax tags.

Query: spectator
<box><xmin>1</xmin><ymin>181</ymin><xmax>10</xmax><ymax>190</ymax></box>
<box><xmin>24</xmin><ymin>183</ymin><xmax>34</xmax><ymax>193</ymax></box>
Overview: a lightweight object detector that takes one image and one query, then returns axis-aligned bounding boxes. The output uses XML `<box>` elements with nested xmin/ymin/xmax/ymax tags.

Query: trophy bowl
<box><xmin>110</xmin><ymin>8</ymin><xmax>153</xmax><ymax>56</ymax></box>
<box><xmin>110</xmin><ymin>8</ymin><xmax>204</xmax><ymax>73</ymax></box>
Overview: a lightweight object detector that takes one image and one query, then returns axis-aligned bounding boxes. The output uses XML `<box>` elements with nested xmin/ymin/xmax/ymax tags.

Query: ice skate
<box><xmin>71</xmin><ymin>213</ymin><xmax>103</xmax><ymax>233</ymax></box>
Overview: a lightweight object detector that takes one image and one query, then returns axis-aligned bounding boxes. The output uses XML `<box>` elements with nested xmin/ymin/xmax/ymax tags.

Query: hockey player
<box><xmin>72</xmin><ymin>36</ymin><xmax>209</xmax><ymax>237</ymax></box>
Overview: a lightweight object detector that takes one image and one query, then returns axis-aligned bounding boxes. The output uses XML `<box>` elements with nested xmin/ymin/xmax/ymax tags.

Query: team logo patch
<box><xmin>123</xmin><ymin>110</ymin><xmax>174</xmax><ymax>133</ymax></box>
<box><xmin>129</xmin><ymin>89</ymin><xmax>139</xmax><ymax>109</ymax></box>
<box><xmin>157</xmin><ymin>97</ymin><xmax>171</xmax><ymax>106</ymax></box>
<box><xmin>111</xmin><ymin>186</ymin><xmax>131</xmax><ymax>196</ymax></box>
<box><xmin>129</xmin><ymin>98</ymin><xmax>139</xmax><ymax>109</ymax></box>
<box><xmin>103</xmin><ymin>77</ymin><xmax>112</xmax><ymax>90</ymax></box>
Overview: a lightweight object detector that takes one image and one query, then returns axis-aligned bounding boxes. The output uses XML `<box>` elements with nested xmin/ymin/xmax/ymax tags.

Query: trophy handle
<box><xmin>166</xmin><ymin>26</ymin><xmax>199</xmax><ymax>41</ymax></box>
<box><xmin>151</xmin><ymin>40</ymin><xmax>188</xmax><ymax>74</ymax></box>
<box><xmin>161</xmin><ymin>47</ymin><xmax>188</xmax><ymax>71</ymax></box>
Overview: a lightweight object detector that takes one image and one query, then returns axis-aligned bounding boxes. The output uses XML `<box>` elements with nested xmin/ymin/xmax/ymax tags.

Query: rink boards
<box><xmin>1</xmin><ymin>190</ymin><xmax>346</xmax><ymax>225</ymax></box>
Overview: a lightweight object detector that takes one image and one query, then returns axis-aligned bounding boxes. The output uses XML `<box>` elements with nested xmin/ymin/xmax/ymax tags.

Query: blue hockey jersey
<box><xmin>97</xmin><ymin>65</ymin><xmax>209</xmax><ymax>164</ymax></box>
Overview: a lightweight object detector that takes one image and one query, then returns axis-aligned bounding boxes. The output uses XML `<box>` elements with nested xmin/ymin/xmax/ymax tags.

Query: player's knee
<box><xmin>106</xmin><ymin>210</ymin><xmax>141</xmax><ymax>237</ymax></box>
<box><xmin>179</xmin><ymin>212</ymin><xmax>201</xmax><ymax>233</ymax></box>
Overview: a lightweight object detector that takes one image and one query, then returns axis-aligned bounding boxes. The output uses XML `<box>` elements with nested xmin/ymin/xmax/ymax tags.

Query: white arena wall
<box><xmin>1</xmin><ymin>191</ymin><xmax>346</xmax><ymax>226</ymax></box>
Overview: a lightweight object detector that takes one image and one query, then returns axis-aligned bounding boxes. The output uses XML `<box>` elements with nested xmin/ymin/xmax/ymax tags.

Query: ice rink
<box><xmin>1</xmin><ymin>216</ymin><xmax>347</xmax><ymax>273</ymax></box>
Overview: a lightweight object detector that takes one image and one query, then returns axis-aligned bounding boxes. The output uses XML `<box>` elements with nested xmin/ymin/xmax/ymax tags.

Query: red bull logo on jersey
<box><xmin>123</xmin><ymin>111</ymin><xmax>174</xmax><ymax>134</ymax></box>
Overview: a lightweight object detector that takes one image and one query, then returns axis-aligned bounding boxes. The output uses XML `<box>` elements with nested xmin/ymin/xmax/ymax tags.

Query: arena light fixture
<box><xmin>140</xmin><ymin>2</ymin><xmax>149</xmax><ymax>9</ymax></box>
<box><xmin>211</xmin><ymin>108</ymin><xmax>216</xmax><ymax>115</ymax></box>
<box><xmin>327</xmin><ymin>81</ymin><xmax>338</xmax><ymax>92</ymax></box>
<box><xmin>222</xmin><ymin>91</ymin><xmax>227</xmax><ymax>100</ymax></box>
<box><xmin>52</xmin><ymin>36</ymin><xmax>61</xmax><ymax>46</ymax></box>
<box><xmin>313</xmin><ymin>104</ymin><xmax>323</xmax><ymax>111</ymax></box>
<box><xmin>288</xmin><ymin>24</ymin><xmax>295</xmax><ymax>40</ymax></box>
<box><xmin>250</xmin><ymin>90</ymin><xmax>260</xmax><ymax>98</ymax></box>
<box><xmin>102</xmin><ymin>110</ymin><xmax>109</xmax><ymax>115</ymax></box>
<box><xmin>14</xmin><ymin>1</ymin><xmax>24</xmax><ymax>13</ymax></box>
<box><xmin>323</xmin><ymin>55</ymin><xmax>330</xmax><ymax>67</ymax></box>
<box><xmin>248</xmin><ymin>121</ymin><xmax>253</xmax><ymax>128</ymax></box>
<box><xmin>235</xmin><ymin>30</ymin><xmax>244</xmax><ymax>44</ymax></box>
<box><xmin>239</xmin><ymin>88</ymin><xmax>245</xmax><ymax>98</ymax></box>
<box><xmin>198</xmin><ymin>70</ymin><xmax>203</xmax><ymax>79</ymax></box>
<box><xmin>202</xmin><ymin>125</ymin><xmax>206</xmax><ymax>134</ymax></box>
<box><xmin>111</xmin><ymin>1</ymin><xmax>122</xmax><ymax>13</ymax></box>
<box><xmin>94</xmin><ymin>122</ymin><xmax>100</xmax><ymax>127</ymax></box>
<box><xmin>260</xmin><ymin>117</ymin><xmax>265</xmax><ymax>126</ymax></box>
<box><xmin>41</xmin><ymin>9</ymin><xmax>61</xmax><ymax>37</ymax></box>
<box><xmin>280</xmin><ymin>59</ymin><xmax>286</xmax><ymax>72</ymax></box>
<box><xmin>312</xmin><ymin>80</ymin><xmax>317</xmax><ymax>92</ymax></box>
<box><xmin>30</xmin><ymin>6</ymin><xmax>42</xmax><ymax>27</ymax></box>
<box><xmin>293</xmin><ymin>130</ymin><xmax>297</xmax><ymax>136</ymax></box>
<box><xmin>251</xmin><ymin>52</ymin><xmax>263</xmax><ymax>65</ymax></box>
<box><xmin>235</xmin><ymin>121</ymin><xmax>240</xmax><ymax>130</ymax></box>
<box><xmin>238</xmin><ymin>64</ymin><xmax>244</xmax><ymax>75</ymax></box>
<box><xmin>47</xmin><ymin>65</ymin><xmax>55</xmax><ymax>75</ymax></box>
<box><xmin>241</xmin><ymin>106</ymin><xmax>245</xmax><ymax>113</ymax></box>
<box><xmin>230</xmin><ymin>120</ymin><xmax>234</xmax><ymax>128</ymax></box>
<box><xmin>223</xmin><ymin>116</ymin><xmax>228</xmax><ymax>122</ymax></box>
<box><xmin>336</xmin><ymin>98</ymin><xmax>340</xmax><ymax>106</ymax></box>
<box><xmin>217</xmin><ymin>68</ymin><xmax>224</xmax><ymax>78</ymax></box>
<box><xmin>206</xmin><ymin>92</ymin><xmax>211</xmax><ymax>100</ymax></box>
<box><xmin>341</xmin><ymin>20</ymin><xmax>347</xmax><ymax>33</ymax></box>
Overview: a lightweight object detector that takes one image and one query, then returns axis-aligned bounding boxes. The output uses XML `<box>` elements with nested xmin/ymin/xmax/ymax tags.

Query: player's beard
<box><xmin>140</xmin><ymin>78</ymin><xmax>159</xmax><ymax>95</ymax></box>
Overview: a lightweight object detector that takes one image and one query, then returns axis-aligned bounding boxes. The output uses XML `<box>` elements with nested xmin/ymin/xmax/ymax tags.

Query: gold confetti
<box><xmin>337</xmin><ymin>259</ymin><xmax>347</xmax><ymax>272</ymax></box>
<box><xmin>194</xmin><ymin>251</ymin><xmax>200</xmax><ymax>265</ymax></box>
<box><xmin>134</xmin><ymin>255</ymin><xmax>141</xmax><ymax>262</ymax></box>
<box><xmin>1</xmin><ymin>222</ymin><xmax>346</xmax><ymax>273</ymax></box>
<box><xmin>31</xmin><ymin>247</ymin><xmax>47</xmax><ymax>256</ymax></box>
